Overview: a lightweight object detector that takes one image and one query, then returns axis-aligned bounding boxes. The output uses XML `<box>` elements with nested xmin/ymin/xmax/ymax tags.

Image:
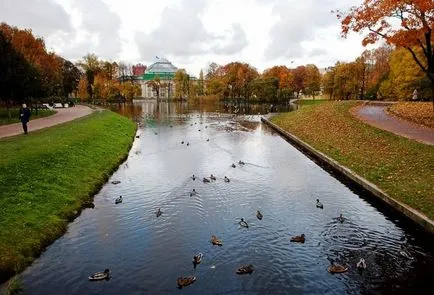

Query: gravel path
<box><xmin>354</xmin><ymin>105</ymin><xmax>434</xmax><ymax>146</ymax></box>
<box><xmin>0</xmin><ymin>105</ymin><xmax>93</xmax><ymax>139</ymax></box>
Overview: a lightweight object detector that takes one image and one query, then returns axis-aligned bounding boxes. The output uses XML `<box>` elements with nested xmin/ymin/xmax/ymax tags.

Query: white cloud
<box><xmin>1</xmin><ymin>0</ymin><xmax>369</xmax><ymax>73</ymax></box>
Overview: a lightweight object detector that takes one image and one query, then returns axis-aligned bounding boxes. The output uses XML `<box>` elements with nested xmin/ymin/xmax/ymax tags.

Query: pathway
<box><xmin>354</xmin><ymin>104</ymin><xmax>434</xmax><ymax>146</ymax></box>
<box><xmin>0</xmin><ymin>105</ymin><xmax>93</xmax><ymax>139</ymax></box>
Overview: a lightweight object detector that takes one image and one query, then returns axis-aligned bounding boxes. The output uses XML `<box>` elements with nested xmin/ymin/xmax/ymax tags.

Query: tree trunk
<box><xmin>431</xmin><ymin>83</ymin><xmax>434</xmax><ymax>113</ymax></box>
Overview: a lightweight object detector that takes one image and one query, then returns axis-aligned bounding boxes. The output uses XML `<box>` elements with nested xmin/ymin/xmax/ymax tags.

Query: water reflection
<box><xmin>14</xmin><ymin>101</ymin><xmax>434</xmax><ymax>295</ymax></box>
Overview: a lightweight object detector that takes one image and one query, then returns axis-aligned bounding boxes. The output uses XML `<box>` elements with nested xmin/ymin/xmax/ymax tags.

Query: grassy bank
<box><xmin>0</xmin><ymin>109</ymin><xmax>56</xmax><ymax>125</ymax></box>
<box><xmin>0</xmin><ymin>110</ymin><xmax>136</xmax><ymax>281</ymax></box>
<box><xmin>271</xmin><ymin>101</ymin><xmax>434</xmax><ymax>220</ymax></box>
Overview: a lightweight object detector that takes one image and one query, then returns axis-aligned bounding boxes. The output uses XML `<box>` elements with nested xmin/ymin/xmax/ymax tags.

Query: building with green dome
<box><xmin>135</xmin><ymin>58</ymin><xmax>196</xmax><ymax>99</ymax></box>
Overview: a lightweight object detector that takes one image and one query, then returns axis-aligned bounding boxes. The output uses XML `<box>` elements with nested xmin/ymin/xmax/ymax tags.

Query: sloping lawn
<box><xmin>0</xmin><ymin>110</ymin><xmax>136</xmax><ymax>281</ymax></box>
<box><xmin>271</xmin><ymin>101</ymin><xmax>434</xmax><ymax>220</ymax></box>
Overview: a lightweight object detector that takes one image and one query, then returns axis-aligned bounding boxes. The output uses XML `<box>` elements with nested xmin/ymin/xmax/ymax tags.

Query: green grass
<box><xmin>295</xmin><ymin>99</ymin><xmax>328</xmax><ymax>106</ymax></box>
<box><xmin>271</xmin><ymin>101</ymin><xmax>434</xmax><ymax>220</ymax></box>
<box><xmin>0</xmin><ymin>110</ymin><xmax>136</xmax><ymax>281</ymax></box>
<box><xmin>0</xmin><ymin>109</ymin><xmax>56</xmax><ymax>125</ymax></box>
<box><xmin>1</xmin><ymin>276</ymin><xmax>23</xmax><ymax>295</ymax></box>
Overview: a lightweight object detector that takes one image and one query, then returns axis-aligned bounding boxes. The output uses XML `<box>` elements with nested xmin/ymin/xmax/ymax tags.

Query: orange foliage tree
<box><xmin>338</xmin><ymin>0</ymin><xmax>434</xmax><ymax>108</ymax></box>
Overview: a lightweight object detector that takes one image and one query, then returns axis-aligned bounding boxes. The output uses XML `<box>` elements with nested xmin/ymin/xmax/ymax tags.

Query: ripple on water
<box><xmin>15</xmin><ymin>109</ymin><xmax>434</xmax><ymax>295</ymax></box>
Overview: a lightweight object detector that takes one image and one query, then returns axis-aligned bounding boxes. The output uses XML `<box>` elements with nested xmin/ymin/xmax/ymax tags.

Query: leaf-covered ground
<box><xmin>388</xmin><ymin>102</ymin><xmax>434</xmax><ymax>128</ymax></box>
<box><xmin>0</xmin><ymin>111</ymin><xmax>136</xmax><ymax>281</ymax></box>
<box><xmin>271</xmin><ymin>101</ymin><xmax>434</xmax><ymax>220</ymax></box>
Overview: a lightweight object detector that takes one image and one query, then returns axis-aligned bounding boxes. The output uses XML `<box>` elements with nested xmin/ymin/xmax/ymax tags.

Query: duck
<box><xmin>186</xmin><ymin>142</ymin><xmax>190</xmax><ymax>146</ymax></box>
<box><xmin>192</xmin><ymin>174</ymin><xmax>196</xmax><ymax>181</ymax></box>
<box><xmin>181</xmin><ymin>141</ymin><xmax>184</xmax><ymax>144</ymax></box>
<box><xmin>328</xmin><ymin>263</ymin><xmax>348</xmax><ymax>274</ymax></box>
<box><xmin>88</xmin><ymin>269</ymin><xmax>110</xmax><ymax>281</ymax></box>
<box><xmin>154</xmin><ymin>132</ymin><xmax>158</xmax><ymax>135</ymax></box>
<box><xmin>170</xmin><ymin>125</ymin><xmax>173</xmax><ymax>128</ymax></box>
<box><xmin>231</xmin><ymin>163</ymin><xmax>236</xmax><ymax>168</ymax></box>
<box><xmin>290</xmin><ymin>234</ymin><xmax>305</xmax><ymax>243</ymax></box>
<box><xmin>224</xmin><ymin>176</ymin><xmax>230</xmax><ymax>183</ymax></box>
<box><xmin>111</xmin><ymin>180</ymin><xmax>121</xmax><ymax>185</ymax></box>
<box><xmin>198</xmin><ymin>129</ymin><xmax>201</xmax><ymax>131</ymax></box>
<box><xmin>192</xmin><ymin>253</ymin><xmax>203</xmax><ymax>266</ymax></box>
<box><xmin>236</xmin><ymin>264</ymin><xmax>254</xmax><ymax>275</ymax></box>
<box><xmin>239</xmin><ymin>218</ymin><xmax>249</xmax><ymax>228</ymax></box>
<box><xmin>206</xmin><ymin>138</ymin><xmax>210</xmax><ymax>141</ymax></box>
<box><xmin>316</xmin><ymin>199</ymin><xmax>324</xmax><ymax>209</ymax></box>
<box><xmin>115</xmin><ymin>196</ymin><xmax>122</xmax><ymax>204</ymax></box>
<box><xmin>177</xmin><ymin>276</ymin><xmax>196</xmax><ymax>289</ymax></box>
<box><xmin>156</xmin><ymin>208</ymin><xmax>162</xmax><ymax>218</ymax></box>
<box><xmin>256</xmin><ymin>210</ymin><xmax>263</xmax><ymax>220</ymax></box>
<box><xmin>190</xmin><ymin>189</ymin><xmax>197</xmax><ymax>197</ymax></box>
<box><xmin>337</xmin><ymin>214</ymin><xmax>345</xmax><ymax>223</ymax></box>
<box><xmin>210</xmin><ymin>174</ymin><xmax>216</xmax><ymax>181</ymax></box>
<box><xmin>238</xmin><ymin>160</ymin><xmax>245</xmax><ymax>165</ymax></box>
<box><xmin>210</xmin><ymin>235</ymin><xmax>223</xmax><ymax>246</ymax></box>
<box><xmin>203</xmin><ymin>177</ymin><xmax>210</xmax><ymax>183</ymax></box>
<box><xmin>135</xmin><ymin>135</ymin><xmax>140</xmax><ymax>138</ymax></box>
<box><xmin>356</xmin><ymin>258</ymin><xmax>366</xmax><ymax>270</ymax></box>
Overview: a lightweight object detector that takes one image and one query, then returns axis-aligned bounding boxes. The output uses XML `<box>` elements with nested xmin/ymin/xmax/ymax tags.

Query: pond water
<box><xmin>18</xmin><ymin>101</ymin><xmax>434</xmax><ymax>294</ymax></box>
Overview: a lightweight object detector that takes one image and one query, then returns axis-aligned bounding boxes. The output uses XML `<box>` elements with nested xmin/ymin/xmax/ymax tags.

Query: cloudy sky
<box><xmin>0</xmin><ymin>0</ymin><xmax>372</xmax><ymax>75</ymax></box>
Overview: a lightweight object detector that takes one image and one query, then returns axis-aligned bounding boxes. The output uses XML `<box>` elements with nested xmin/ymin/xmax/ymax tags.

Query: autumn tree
<box><xmin>379</xmin><ymin>47</ymin><xmax>429</xmax><ymax>100</ymax></box>
<box><xmin>263</xmin><ymin>65</ymin><xmax>294</xmax><ymax>101</ymax></box>
<box><xmin>197</xmin><ymin>69</ymin><xmax>205</xmax><ymax>96</ymax></box>
<box><xmin>147</xmin><ymin>75</ymin><xmax>162</xmax><ymax>100</ymax></box>
<box><xmin>293</xmin><ymin>66</ymin><xmax>307</xmax><ymax>98</ymax></box>
<box><xmin>338</xmin><ymin>0</ymin><xmax>434</xmax><ymax>109</ymax></box>
<box><xmin>77</xmin><ymin>53</ymin><xmax>101</xmax><ymax>99</ymax></box>
<box><xmin>304</xmin><ymin>64</ymin><xmax>322</xmax><ymax>99</ymax></box>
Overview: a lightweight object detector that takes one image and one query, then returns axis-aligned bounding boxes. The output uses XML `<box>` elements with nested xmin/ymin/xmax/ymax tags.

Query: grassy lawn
<box><xmin>271</xmin><ymin>101</ymin><xmax>434</xmax><ymax>220</ymax></box>
<box><xmin>388</xmin><ymin>102</ymin><xmax>434</xmax><ymax>128</ymax></box>
<box><xmin>0</xmin><ymin>109</ymin><xmax>56</xmax><ymax>126</ymax></box>
<box><xmin>0</xmin><ymin>110</ymin><xmax>136</xmax><ymax>281</ymax></box>
<box><xmin>295</xmin><ymin>99</ymin><xmax>328</xmax><ymax>106</ymax></box>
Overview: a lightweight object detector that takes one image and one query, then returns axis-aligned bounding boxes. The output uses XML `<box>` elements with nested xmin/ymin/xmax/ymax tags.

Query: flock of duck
<box><xmin>88</xmin><ymin>118</ymin><xmax>414</xmax><ymax>289</ymax></box>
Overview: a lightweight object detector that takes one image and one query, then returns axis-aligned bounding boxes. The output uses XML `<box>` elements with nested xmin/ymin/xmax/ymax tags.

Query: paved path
<box><xmin>0</xmin><ymin>105</ymin><xmax>93</xmax><ymax>139</ymax></box>
<box><xmin>354</xmin><ymin>105</ymin><xmax>434</xmax><ymax>146</ymax></box>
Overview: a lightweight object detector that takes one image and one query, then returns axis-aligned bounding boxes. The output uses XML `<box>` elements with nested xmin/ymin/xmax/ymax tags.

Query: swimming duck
<box><xmin>224</xmin><ymin>176</ymin><xmax>230</xmax><ymax>183</ymax></box>
<box><xmin>316</xmin><ymin>199</ymin><xmax>324</xmax><ymax>209</ymax></box>
<box><xmin>115</xmin><ymin>196</ymin><xmax>122</xmax><ymax>204</ymax></box>
<box><xmin>111</xmin><ymin>180</ymin><xmax>121</xmax><ymax>185</ymax></box>
<box><xmin>205</xmin><ymin>126</ymin><xmax>208</xmax><ymax>128</ymax></box>
<box><xmin>328</xmin><ymin>263</ymin><xmax>348</xmax><ymax>273</ymax></box>
<box><xmin>210</xmin><ymin>174</ymin><xmax>216</xmax><ymax>181</ymax></box>
<box><xmin>192</xmin><ymin>253</ymin><xmax>203</xmax><ymax>266</ymax></box>
<box><xmin>192</xmin><ymin>174</ymin><xmax>196</xmax><ymax>181</ymax></box>
<box><xmin>356</xmin><ymin>258</ymin><xmax>366</xmax><ymax>270</ymax></box>
<box><xmin>231</xmin><ymin>163</ymin><xmax>236</xmax><ymax>168</ymax></box>
<box><xmin>187</xmin><ymin>142</ymin><xmax>190</xmax><ymax>146</ymax></box>
<box><xmin>135</xmin><ymin>135</ymin><xmax>140</xmax><ymax>138</ymax></box>
<box><xmin>337</xmin><ymin>214</ymin><xmax>345</xmax><ymax>223</ymax></box>
<box><xmin>170</xmin><ymin>125</ymin><xmax>173</xmax><ymax>128</ymax></box>
<box><xmin>88</xmin><ymin>269</ymin><xmax>110</xmax><ymax>281</ymax></box>
<box><xmin>190</xmin><ymin>189</ymin><xmax>197</xmax><ymax>197</ymax></box>
<box><xmin>290</xmin><ymin>234</ymin><xmax>305</xmax><ymax>243</ymax></box>
<box><xmin>206</xmin><ymin>138</ymin><xmax>210</xmax><ymax>142</ymax></box>
<box><xmin>154</xmin><ymin>132</ymin><xmax>158</xmax><ymax>135</ymax></box>
<box><xmin>256</xmin><ymin>210</ymin><xmax>263</xmax><ymax>220</ymax></box>
<box><xmin>156</xmin><ymin>208</ymin><xmax>162</xmax><ymax>218</ymax></box>
<box><xmin>203</xmin><ymin>177</ymin><xmax>210</xmax><ymax>183</ymax></box>
<box><xmin>198</xmin><ymin>129</ymin><xmax>201</xmax><ymax>131</ymax></box>
<box><xmin>210</xmin><ymin>235</ymin><xmax>223</xmax><ymax>246</ymax></box>
<box><xmin>238</xmin><ymin>160</ymin><xmax>245</xmax><ymax>165</ymax></box>
<box><xmin>236</xmin><ymin>264</ymin><xmax>254</xmax><ymax>275</ymax></box>
<box><xmin>239</xmin><ymin>218</ymin><xmax>249</xmax><ymax>228</ymax></box>
<box><xmin>177</xmin><ymin>276</ymin><xmax>196</xmax><ymax>289</ymax></box>
<box><xmin>181</xmin><ymin>141</ymin><xmax>184</xmax><ymax>144</ymax></box>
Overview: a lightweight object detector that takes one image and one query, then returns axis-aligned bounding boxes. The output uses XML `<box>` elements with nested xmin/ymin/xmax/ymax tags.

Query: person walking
<box><xmin>19</xmin><ymin>104</ymin><xmax>31</xmax><ymax>134</ymax></box>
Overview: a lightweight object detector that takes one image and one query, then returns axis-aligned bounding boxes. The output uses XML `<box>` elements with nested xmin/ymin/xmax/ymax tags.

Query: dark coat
<box><xmin>19</xmin><ymin>107</ymin><xmax>31</xmax><ymax>123</ymax></box>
